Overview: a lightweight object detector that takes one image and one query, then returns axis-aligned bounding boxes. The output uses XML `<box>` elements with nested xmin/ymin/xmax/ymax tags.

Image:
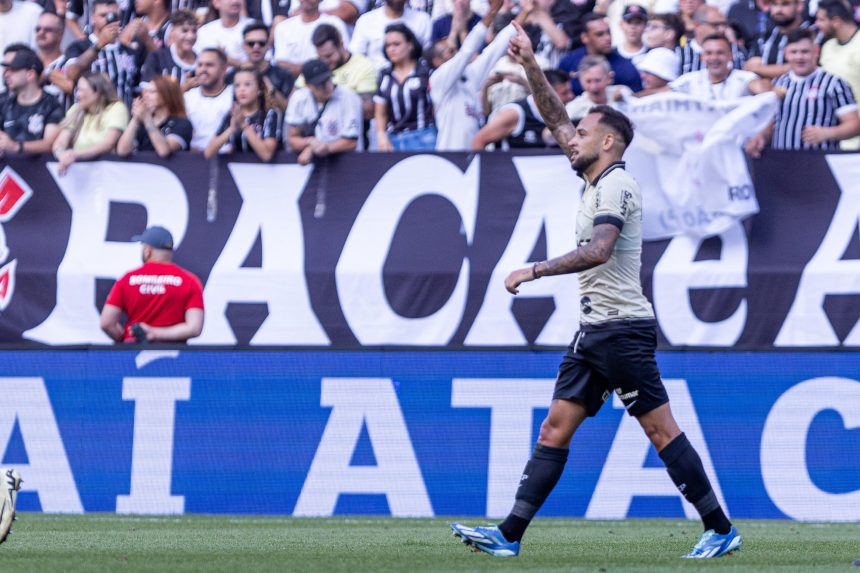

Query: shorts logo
<box><xmin>601</xmin><ymin>390</ymin><xmax>611</xmax><ymax>402</ymax></box>
<box><xmin>615</xmin><ymin>389</ymin><xmax>639</xmax><ymax>401</ymax></box>
<box><xmin>580</xmin><ymin>296</ymin><xmax>592</xmax><ymax>315</ymax></box>
<box><xmin>0</xmin><ymin>167</ymin><xmax>33</xmax><ymax>311</ymax></box>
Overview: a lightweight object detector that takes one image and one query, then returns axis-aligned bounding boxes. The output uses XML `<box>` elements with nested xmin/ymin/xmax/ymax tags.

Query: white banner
<box><xmin>618</xmin><ymin>92</ymin><xmax>780</xmax><ymax>240</ymax></box>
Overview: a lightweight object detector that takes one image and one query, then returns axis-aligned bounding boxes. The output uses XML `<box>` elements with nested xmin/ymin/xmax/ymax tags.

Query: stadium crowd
<box><xmin>0</xmin><ymin>0</ymin><xmax>858</xmax><ymax>166</ymax></box>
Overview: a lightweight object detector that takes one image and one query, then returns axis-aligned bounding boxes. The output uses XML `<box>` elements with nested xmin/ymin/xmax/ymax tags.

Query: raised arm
<box><xmin>507</xmin><ymin>21</ymin><xmax>576</xmax><ymax>159</ymax></box>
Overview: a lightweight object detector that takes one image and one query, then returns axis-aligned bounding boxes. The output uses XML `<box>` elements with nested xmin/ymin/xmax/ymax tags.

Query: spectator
<box><xmin>245</xmin><ymin>0</ymin><xmax>291</xmax><ymax>29</ymax></box>
<box><xmin>230</xmin><ymin>22</ymin><xmax>294</xmax><ymax>111</ymax></box>
<box><xmin>126</xmin><ymin>0</ymin><xmax>171</xmax><ymax>53</ymax></box>
<box><xmin>52</xmin><ymin>70</ymin><xmax>129</xmax><ymax>175</ymax></box>
<box><xmin>117</xmin><ymin>75</ymin><xmax>193</xmax><ymax>156</ymax></box>
<box><xmin>520</xmin><ymin>0</ymin><xmax>571</xmax><ymax>68</ymax></box>
<box><xmin>205</xmin><ymin>64</ymin><xmax>280</xmax><ymax>160</ymax></box>
<box><xmin>643</xmin><ymin>13</ymin><xmax>684</xmax><ymax>51</ymax></box>
<box><xmin>184</xmin><ymin>47</ymin><xmax>233</xmax><ymax>150</ymax></box>
<box><xmin>273</xmin><ymin>0</ymin><xmax>348</xmax><ymax>77</ymax></box>
<box><xmin>471</xmin><ymin>68</ymin><xmax>572</xmax><ymax>149</ymax></box>
<box><xmin>64</xmin><ymin>0</ymin><xmax>145</xmax><ymax>108</ymax></box>
<box><xmin>194</xmin><ymin>0</ymin><xmax>254</xmax><ymax>67</ymax></box>
<box><xmin>746</xmin><ymin>29</ymin><xmax>860</xmax><ymax>155</ymax></box>
<box><xmin>0</xmin><ymin>0</ymin><xmax>42</xmax><ymax>73</ymax></box>
<box><xmin>0</xmin><ymin>47</ymin><xmax>63</xmax><ymax>154</ymax></box>
<box><xmin>429</xmin><ymin>0</ymin><xmax>512</xmax><ymax>150</ymax></box>
<box><xmin>636</xmin><ymin>45</ymin><xmax>678</xmax><ymax>94</ymax></box>
<box><xmin>141</xmin><ymin>9</ymin><xmax>199</xmax><ymax>89</ymax></box>
<box><xmin>481</xmin><ymin>12</ymin><xmax>543</xmax><ymax>117</ymax></box>
<box><xmin>350</xmin><ymin>0</ymin><xmax>432</xmax><ymax>70</ymax></box>
<box><xmin>310</xmin><ymin>23</ymin><xmax>376</xmax><ymax>119</ymax></box>
<box><xmin>816</xmin><ymin>0</ymin><xmax>860</xmax><ymax>149</ymax></box>
<box><xmin>374</xmin><ymin>23</ymin><xmax>435</xmax><ymax>150</ymax></box>
<box><xmin>34</xmin><ymin>12</ymin><xmax>73</xmax><ymax>108</ymax></box>
<box><xmin>559</xmin><ymin>13</ymin><xmax>642</xmax><ymax>95</ymax></box>
<box><xmin>286</xmin><ymin>58</ymin><xmax>361</xmax><ymax>164</ymax></box>
<box><xmin>565</xmin><ymin>56</ymin><xmax>629</xmax><ymax>123</ymax></box>
<box><xmin>100</xmin><ymin>226</ymin><xmax>204</xmax><ymax>344</ymax></box>
<box><xmin>727</xmin><ymin>0</ymin><xmax>769</xmax><ymax>48</ymax></box>
<box><xmin>678</xmin><ymin>0</ymin><xmax>704</xmax><ymax>39</ymax></box>
<box><xmin>617</xmin><ymin>4</ymin><xmax>648</xmax><ymax>66</ymax></box>
<box><xmin>430</xmin><ymin>0</ymin><xmax>480</xmax><ymax>45</ymax></box>
<box><xmin>676</xmin><ymin>6</ymin><xmax>748</xmax><ymax>75</ymax></box>
<box><xmin>744</xmin><ymin>0</ymin><xmax>808</xmax><ymax>79</ymax></box>
<box><xmin>672</xmin><ymin>34</ymin><xmax>767</xmax><ymax>99</ymax></box>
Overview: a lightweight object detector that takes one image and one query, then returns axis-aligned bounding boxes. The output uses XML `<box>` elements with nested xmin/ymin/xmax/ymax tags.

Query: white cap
<box><xmin>637</xmin><ymin>47</ymin><xmax>680</xmax><ymax>82</ymax></box>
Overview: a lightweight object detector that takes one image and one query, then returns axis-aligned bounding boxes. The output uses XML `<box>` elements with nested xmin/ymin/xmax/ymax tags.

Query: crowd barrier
<box><xmin>0</xmin><ymin>149</ymin><xmax>858</xmax><ymax>349</ymax></box>
<box><xmin>2</xmin><ymin>349</ymin><xmax>858</xmax><ymax>520</ymax></box>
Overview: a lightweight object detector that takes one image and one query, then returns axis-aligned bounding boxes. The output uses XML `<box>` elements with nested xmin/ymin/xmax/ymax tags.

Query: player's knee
<box><xmin>538</xmin><ymin>418</ymin><xmax>571</xmax><ymax>448</ymax></box>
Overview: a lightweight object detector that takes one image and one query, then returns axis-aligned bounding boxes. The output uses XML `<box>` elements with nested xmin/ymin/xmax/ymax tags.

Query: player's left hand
<box><xmin>504</xmin><ymin>267</ymin><xmax>534</xmax><ymax>295</ymax></box>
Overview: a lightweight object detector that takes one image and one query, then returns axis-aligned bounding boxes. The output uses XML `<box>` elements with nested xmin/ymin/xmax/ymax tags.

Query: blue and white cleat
<box><xmin>0</xmin><ymin>468</ymin><xmax>22</xmax><ymax>545</ymax></box>
<box><xmin>450</xmin><ymin>523</ymin><xmax>520</xmax><ymax>557</ymax></box>
<box><xmin>682</xmin><ymin>526</ymin><xmax>742</xmax><ymax>558</ymax></box>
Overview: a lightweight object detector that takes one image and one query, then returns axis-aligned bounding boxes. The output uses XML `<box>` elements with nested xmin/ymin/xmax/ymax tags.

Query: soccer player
<box><xmin>0</xmin><ymin>467</ymin><xmax>22</xmax><ymax>544</ymax></box>
<box><xmin>451</xmin><ymin>20</ymin><xmax>742</xmax><ymax>560</ymax></box>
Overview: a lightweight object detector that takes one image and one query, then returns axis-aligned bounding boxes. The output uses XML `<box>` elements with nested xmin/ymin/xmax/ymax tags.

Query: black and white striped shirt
<box><xmin>374</xmin><ymin>59</ymin><xmax>434</xmax><ymax>133</ymax></box>
<box><xmin>141</xmin><ymin>46</ymin><xmax>197</xmax><ymax>86</ymax></box>
<box><xmin>771</xmin><ymin>68</ymin><xmax>857</xmax><ymax>150</ymax></box>
<box><xmin>65</xmin><ymin>34</ymin><xmax>145</xmax><ymax>108</ymax></box>
<box><xmin>676</xmin><ymin>40</ymin><xmax>748</xmax><ymax>75</ymax></box>
<box><xmin>751</xmin><ymin>21</ymin><xmax>811</xmax><ymax>66</ymax></box>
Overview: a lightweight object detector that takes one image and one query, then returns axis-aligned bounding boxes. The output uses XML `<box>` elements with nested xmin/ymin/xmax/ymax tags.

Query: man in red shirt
<box><xmin>100</xmin><ymin>226</ymin><xmax>205</xmax><ymax>344</ymax></box>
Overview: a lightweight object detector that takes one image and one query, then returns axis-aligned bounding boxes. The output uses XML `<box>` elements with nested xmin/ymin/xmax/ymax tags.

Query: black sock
<box><xmin>658</xmin><ymin>433</ymin><xmax>731</xmax><ymax>535</ymax></box>
<box><xmin>498</xmin><ymin>443</ymin><xmax>569</xmax><ymax>543</ymax></box>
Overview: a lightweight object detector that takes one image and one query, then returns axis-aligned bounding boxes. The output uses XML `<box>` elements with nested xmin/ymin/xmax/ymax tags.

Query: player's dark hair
<box><xmin>383</xmin><ymin>23</ymin><xmax>423</xmax><ymax>62</ymax></box>
<box><xmin>817</xmin><ymin>0</ymin><xmax>853</xmax><ymax>22</ymax></box>
<box><xmin>589</xmin><ymin>105</ymin><xmax>635</xmax><ymax>148</ymax></box>
<box><xmin>243</xmin><ymin>21</ymin><xmax>269</xmax><ymax>37</ymax></box>
<box><xmin>543</xmin><ymin>68</ymin><xmax>569</xmax><ymax>87</ymax></box>
<box><xmin>312</xmin><ymin>23</ymin><xmax>343</xmax><ymax>47</ymax></box>
<box><xmin>701</xmin><ymin>33</ymin><xmax>731</xmax><ymax>48</ymax></box>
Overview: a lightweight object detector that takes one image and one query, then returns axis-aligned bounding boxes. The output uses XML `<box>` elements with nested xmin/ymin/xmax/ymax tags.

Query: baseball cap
<box><xmin>302</xmin><ymin>59</ymin><xmax>332</xmax><ymax>87</ymax></box>
<box><xmin>622</xmin><ymin>4</ymin><xmax>648</xmax><ymax>21</ymax></box>
<box><xmin>132</xmin><ymin>226</ymin><xmax>174</xmax><ymax>250</ymax></box>
<box><xmin>638</xmin><ymin>47</ymin><xmax>679</xmax><ymax>81</ymax></box>
<box><xmin>1</xmin><ymin>50</ymin><xmax>44</xmax><ymax>76</ymax></box>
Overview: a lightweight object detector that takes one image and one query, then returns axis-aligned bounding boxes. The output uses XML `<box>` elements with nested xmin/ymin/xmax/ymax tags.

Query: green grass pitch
<box><xmin>1</xmin><ymin>515</ymin><xmax>857</xmax><ymax>572</ymax></box>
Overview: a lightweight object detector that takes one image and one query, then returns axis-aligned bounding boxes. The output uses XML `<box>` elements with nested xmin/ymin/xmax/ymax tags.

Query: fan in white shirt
<box><xmin>672</xmin><ymin>34</ymin><xmax>768</xmax><ymax>100</ymax></box>
<box><xmin>194</xmin><ymin>0</ymin><xmax>254</xmax><ymax>66</ymax></box>
<box><xmin>184</xmin><ymin>48</ymin><xmax>235</xmax><ymax>150</ymax></box>
<box><xmin>274</xmin><ymin>0</ymin><xmax>349</xmax><ymax>77</ymax></box>
<box><xmin>349</xmin><ymin>0</ymin><xmax>431</xmax><ymax>70</ymax></box>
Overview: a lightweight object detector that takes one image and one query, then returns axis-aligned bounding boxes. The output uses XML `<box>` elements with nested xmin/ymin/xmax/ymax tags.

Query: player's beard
<box><xmin>571</xmin><ymin>149</ymin><xmax>599</xmax><ymax>174</ymax></box>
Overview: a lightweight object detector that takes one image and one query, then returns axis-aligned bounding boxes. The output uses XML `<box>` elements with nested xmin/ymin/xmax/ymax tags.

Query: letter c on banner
<box><xmin>335</xmin><ymin>156</ymin><xmax>479</xmax><ymax>345</ymax></box>
<box><xmin>761</xmin><ymin>377</ymin><xmax>860</xmax><ymax>521</ymax></box>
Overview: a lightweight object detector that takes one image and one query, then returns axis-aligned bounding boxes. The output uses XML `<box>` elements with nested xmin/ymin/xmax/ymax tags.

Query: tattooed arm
<box><xmin>505</xmin><ymin>223</ymin><xmax>620</xmax><ymax>294</ymax></box>
<box><xmin>506</xmin><ymin>21</ymin><xmax>576</xmax><ymax>159</ymax></box>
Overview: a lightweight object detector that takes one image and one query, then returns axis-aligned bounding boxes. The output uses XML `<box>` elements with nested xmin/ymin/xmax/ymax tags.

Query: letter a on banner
<box><xmin>294</xmin><ymin>378</ymin><xmax>432</xmax><ymax>516</ymax></box>
<box><xmin>466</xmin><ymin>155</ymin><xmax>582</xmax><ymax>346</ymax></box>
<box><xmin>586</xmin><ymin>379</ymin><xmax>727</xmax><ymax>519</ymax></box>
<box><xmin>0</xmin><ymin>378</ymin><xmax>83</xmax><ymax>512</ymax></box>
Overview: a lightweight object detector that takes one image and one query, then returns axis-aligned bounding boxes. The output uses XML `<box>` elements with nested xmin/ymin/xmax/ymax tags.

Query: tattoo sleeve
<box><xmin>536</xmin><ymin>223</ymin><xmax>621</xmax><ymax>276</ymax></box>
<box><xmin>521</xmin><ymin>57</ymin><xmax>577</xmax><ymax>159</ymax></box>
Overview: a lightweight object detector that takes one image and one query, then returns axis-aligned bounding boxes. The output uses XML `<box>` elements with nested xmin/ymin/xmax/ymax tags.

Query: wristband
<box><xmin>532</xmin><ymin>262</ymin><xmax>540</xmax><ymax>280</ymax></box>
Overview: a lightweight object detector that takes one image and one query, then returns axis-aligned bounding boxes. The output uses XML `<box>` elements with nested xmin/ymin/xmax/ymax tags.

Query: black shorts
<box><xmin>553</xmin><ymin>318</ymin><xmax>669</xmax><ymax>418</ymax></box>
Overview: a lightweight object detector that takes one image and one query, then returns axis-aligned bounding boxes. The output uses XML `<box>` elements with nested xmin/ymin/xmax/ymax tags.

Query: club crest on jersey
<box><xmin>0</xmin><ymin>166</ymin><xmax>34</xmax><ymax>311</ymax></box>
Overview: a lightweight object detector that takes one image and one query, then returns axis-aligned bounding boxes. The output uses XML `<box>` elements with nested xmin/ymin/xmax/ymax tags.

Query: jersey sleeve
<box><xmin>186</xmin><ymin>275</ymin><xmax>205</xmax><ymax>310</ymax></box>
<box><xmin>168</xmin><ymin>118</ymin><xmax>194</xmax><ymax>150</ymax></box>
<box><xmin>261</xmin><ymin>108</ymin><xmax>282</xmax><ymax>140</ymax></box>
<box><xmin>594</xmin><ymin>178</ymin><xmax>635</xmax><ymax>230</ymax></box>
<box><xmin>105</xmin><ymin>275</ymin><xmax>127</xmax><ymax>308</ymax></box>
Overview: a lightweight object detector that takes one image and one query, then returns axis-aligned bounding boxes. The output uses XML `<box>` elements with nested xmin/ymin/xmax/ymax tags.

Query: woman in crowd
<box><xmin>205</xmin><ymin>64</ymin><xmax>280</xmax><ymax>161</ymax></box>
<box><xmin>52</xmin><ymin>71</ymin><xmax>129</xmax><ymax>175</ymax></box>
<box><xmin>374</xmin><ymin>23</ymin><xmax>436</xmax><ymax>151</ymax></box>
<box><xmin>117</xmin><ymin>76</ymin><xmax>194</xmax><ymax>157</ymax></box>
